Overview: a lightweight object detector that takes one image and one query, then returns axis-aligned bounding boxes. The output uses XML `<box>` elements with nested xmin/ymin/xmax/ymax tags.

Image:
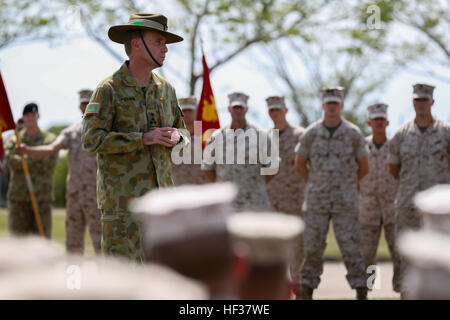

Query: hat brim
<box><xmin>323</xmin><ymin>97</ymin><xmax>342</xmax><ymax>103</ymax></box>
<box><xmin>413</xmin><ymin>93</ymin><xmax>432</xmax><ymax>100</ymax></box>
<box><xmin>369</xmin><ymin>113</ymin><xmax>387</xmax><ymax>120</ymax></box>
<box><xmin>181</xmin><ymin>105</ymin><xmax>196</xmax><ymax>111</ymax></box>
<box><xmin>108</xmin><ymin>25</ymin><xmax>183</xmax><ymax>44</ymax></box>
<box><xmin>230</xmin><ymin>102</ymin><xmax>247</xmax><ymax>108</ymax></box>
<box><xmin>268</xmin><ymin>105</ymin><xmax>285</xmax><ymax>110</ymax></box>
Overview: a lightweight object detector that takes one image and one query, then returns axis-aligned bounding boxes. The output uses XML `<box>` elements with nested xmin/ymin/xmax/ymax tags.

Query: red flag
<box><xmin>0</xmin><ymin>71</ymin><xmax>16</xmax><ymax>163</ymax></box>
<box><xmin>196</xmin><ymin>55</ymin><xmax>220</xmax><ymax>148</ymax></box>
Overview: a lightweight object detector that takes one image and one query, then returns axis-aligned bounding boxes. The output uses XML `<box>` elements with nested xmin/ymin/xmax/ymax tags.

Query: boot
<box><xmin>301</xmin><ymin>285</ymin><xmax>314</xmax><ymax>300</ymax></box>
<box><xmin>356</xmin><ymin>287</ymin><xmax>368</xmax><ymax>300</ymax></box>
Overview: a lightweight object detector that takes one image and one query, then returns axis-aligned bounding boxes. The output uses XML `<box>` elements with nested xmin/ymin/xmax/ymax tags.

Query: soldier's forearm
<box><xmin>82</xmin><ymin>130</ymin><xmax>144</xmax><ymax>154</ymax></box>
<box><xmin>25</xmin><ymin>145</ymin><xmax>61</xmax><ymax>160</ymax></box>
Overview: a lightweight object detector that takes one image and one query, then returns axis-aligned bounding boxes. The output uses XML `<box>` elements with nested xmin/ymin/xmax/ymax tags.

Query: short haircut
<box><xmin>124</xmin><ymin>30</ymin><xmax>141</xmax><ymax>56</ymax></box>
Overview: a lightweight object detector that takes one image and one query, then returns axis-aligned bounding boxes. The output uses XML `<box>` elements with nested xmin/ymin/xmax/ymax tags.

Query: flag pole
<box><xmin>13</xmin><ymin>129</ymin><xmax>45</xmax><ymax>238</ymax></box>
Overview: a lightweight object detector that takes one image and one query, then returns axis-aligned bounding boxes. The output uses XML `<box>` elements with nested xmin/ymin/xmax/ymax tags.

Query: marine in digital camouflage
<box><xmin>201</xmin><ymin>122</ymin><xmax>272</xmax><ymax>212</ymax></box>
<box><xmin>82</xmin><ymin>61</ymin><xmax>188</xmax><ymax>261</ymax></box>
<box><xmin>295</xmin><ymin>118</ymin><xmax>368</xmax><ymax>289</ymax></box>
<box><xmin>5</xmin><ymin>128</ymin><xmax>57</xmax><ymax>238</ymax></box>
<box><xmin>359</xmin><ymin>135</ymin><xmax>401</xmax><ymax>292</ymax></box>
<box><xmin>58</xmin><ymin>122</ymin><xmax>101</xmax><ymax>254</ymax></box>
<box><xmin>388</xmin><ymin>119</ymin><xmax>450</xmax><ymax>230</ymax></box>
<box><xmin>388</xmin><ymin>118</ymin><xmax>450</xmax><ymax>291</ymax></box>
<box><xmin>267</xmin><ymin>123</ymin><xmax>306</xmax><ymax>283</ymax></box>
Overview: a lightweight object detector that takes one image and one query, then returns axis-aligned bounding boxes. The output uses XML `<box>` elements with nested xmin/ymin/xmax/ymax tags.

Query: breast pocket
<box><xmin>114</xmin><ymin>101</ymin><xmax>144</xmax><ymax>133</ymax></box>
<box><xmin>158</xmin><ymin>97</ymin><xmax>175</xmax><ymax>127</ymax></box>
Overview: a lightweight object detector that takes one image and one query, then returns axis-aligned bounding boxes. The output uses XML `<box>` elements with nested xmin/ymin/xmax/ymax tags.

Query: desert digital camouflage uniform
<box><xmin>171</xmin><ymin>96</ymin><xmax>205</xmax><ymax>185</ymax></box>
<box><xmin>5</xmin><ymin>129</ymin><xmax>57</xmax><ymax>238</ymax></box>
<box><xmin>201</xmin><ymin>122</ymin><xmax>272</xmax><ymax>212</ymax></box>
<box><xmin>56</xmin><ymin>122</ymin><xmax>101</xmax><ymax>254</ymax></box>
<box><xmin>267</xmin><ymin>123</ymin><xmax>306</xmax><ymax>284</ymax></box>
<box><xmin>359</xmin><ymin>135</ymin><xmax>401</xmax><ymax>292</ymax></box>
<box><xmin>388</xmin><ymin>119</ymin><xmax>450</xmax><ymax>232</ymax></box>
<box><xmin>388</xmin><ymin>118</ymin><xmax>450</xmax><ymax>291</ymax></box>
<box><xmin>295</xmin><ymin>118</ymin><xmax>368</xmax><ymax>289</ymax></box>
<box><xmin>171</xmin><ymin>135</ymin><xmax>205</xmax><ymax>185</ymax></box>
<box><xmin>82</xmin><ymin>62</ymin><xmax>189</xmax><ymax>262</ymax></box>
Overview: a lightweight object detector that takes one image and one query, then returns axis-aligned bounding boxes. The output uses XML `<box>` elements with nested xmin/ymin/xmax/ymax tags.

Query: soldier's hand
<box><xmin>143</xmin><ymin>127</ymin><xmax>180</xmax><ymax>147</ymax></box>
<box><xmin>15</xmin><ymin>143</ymin><xmax>28</xmax><ymax>156</ymax></box>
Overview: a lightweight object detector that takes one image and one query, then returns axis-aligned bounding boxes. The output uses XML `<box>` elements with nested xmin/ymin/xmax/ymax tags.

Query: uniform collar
<box><xmin>319</xmin><ymin>118</ymin><xmax>346</xmax><ymax>138</ymax></box>
<box><xmin>118</xmin><ymin>61</ymin><xmax>161</xmax><ymax>88</ymax></box>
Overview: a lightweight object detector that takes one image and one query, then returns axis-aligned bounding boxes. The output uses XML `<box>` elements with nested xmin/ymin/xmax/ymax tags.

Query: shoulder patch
<box><xmin>84</xmin><ymin>103</ymin><xmax>100</xmax><ymax>115</ymax></box>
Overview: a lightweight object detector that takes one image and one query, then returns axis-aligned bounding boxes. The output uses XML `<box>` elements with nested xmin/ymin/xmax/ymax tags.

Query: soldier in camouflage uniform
<box><xmin>265</xmin><ymin>95</ymin><xmax>306</xmax><ymax>297</ymax></box>
<box><xmin>81</xmin><ymin>13</ymin><xmax>188</xmax><ymax>262</ymax></box>
<box><xmin>171</xmin><ymin>96</ymin><xmax>205</xmax><ymax>185</ymax></box>
<box><xmin>5</xmin><ymin>103</ymin><xmax>57</xmax><ymax>238</ymax></box>
<box><xmin>294</xmin><ymin>87</ymin><xmax>370</xmax><ymax>300</ymax></box>
<box><xmin>16</xmin><ymin>90</ymin><xmax>102</xmax><ymax>255</ymax></box>
<box><xmin>202</xmin><ymin>92</ymin><xmax>276</xmax><ymax>212</ymax></box>
<box><xmin>388</xmin><ymin>83</ymin><xmax>450</xmax><ymax>296</ymax></box>
<box><xmin>359</xmin><ymin>103</ymin><xmax>401</xmax><ymax>293</ymax></box>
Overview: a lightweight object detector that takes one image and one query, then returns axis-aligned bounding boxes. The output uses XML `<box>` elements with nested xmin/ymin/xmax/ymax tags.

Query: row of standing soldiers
<box><xmin>3</xmin><ymin>13</ymin><xmax>450</xmax><ymax>300</ymax></box>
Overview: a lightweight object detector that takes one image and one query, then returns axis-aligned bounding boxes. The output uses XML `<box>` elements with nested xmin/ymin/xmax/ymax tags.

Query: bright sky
<box><xmin>0</xmin><ymin>32</ymin><xmax>449</xmax><ymax>140</ymax></box>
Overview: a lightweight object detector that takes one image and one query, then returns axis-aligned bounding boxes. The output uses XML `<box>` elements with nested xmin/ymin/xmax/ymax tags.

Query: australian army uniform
<box><xmin>82</xmin><ymin>13</ymin><xmax>187</xmax><ymax>262</ymax></box>
<box><xmin>5</xmin><ymin>129</ymin><xmax>57</xmax><ymax>238</ymax></box>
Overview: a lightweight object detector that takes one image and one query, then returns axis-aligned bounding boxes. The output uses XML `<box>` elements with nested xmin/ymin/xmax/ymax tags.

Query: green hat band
<box><xmin>129</xmin><ymin>19</ymin><xmax>167</xmax><ymax>31</ymax></box>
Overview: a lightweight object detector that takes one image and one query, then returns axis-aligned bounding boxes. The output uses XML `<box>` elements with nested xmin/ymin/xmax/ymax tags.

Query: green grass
<box><xmin>0</xmin><ymin>208</ymin><xmax>95</xmax><ymax>256</ymax></box>
<box><xmin>0</xmin><ymin>208</ymin><xmax>391</xmax><ymax>261</ymax></box>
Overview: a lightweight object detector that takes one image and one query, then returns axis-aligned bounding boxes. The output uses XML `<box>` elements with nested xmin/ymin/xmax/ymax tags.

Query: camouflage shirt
<box><xmin>388</xmin><ymin>119</ymin><xmax>450</xmax><ymax>209</ymax></box>
<box><xmin>359</xmin><ymin>136</ymin><xmax>398</xmax><ymax>225</ymax></box>
<box><xmin>295</xmin><ymin>118</ymin><xmax>369</xmax><ymax>212</ymax></box>
<box><xmin>171</xmin><ymin>133</ymin><xmax>206</xmax><ymax>186</ymax></box>
<box><xmin>267</xmin><ymin>123</ymin><xmax>306</xmax><ymax>215</ymax></box>
<box><xmin>82</xmin><ymin>62</ymin><xmax>189</xmax><ymax>210</ymax></box>
<box><xmin>5</xmin><ymin>129</ymin><xmax>57</xmax><ymax>202</ymax></box>
<box><xmin>201</xmin><ymin>122</ymin><xmax>272</xmax><ymax>212</ymax></box>
<box><xmin>56</xmin><ymin>122</ymin><xmax>97</xmax><ymax>202</ymax></box>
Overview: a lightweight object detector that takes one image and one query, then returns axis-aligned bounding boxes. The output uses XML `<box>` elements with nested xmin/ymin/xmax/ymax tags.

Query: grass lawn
<box><xmin>0</xmin><ymin>208</ymin><xmax>391</xmax><ymax>261</ymax></box>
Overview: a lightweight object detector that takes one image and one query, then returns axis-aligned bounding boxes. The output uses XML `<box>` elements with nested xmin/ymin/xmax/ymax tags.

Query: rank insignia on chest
<box><xmin>85</xmin><ymin>103</ymin><xmax>100</xmax><ymax>115</ymax></box>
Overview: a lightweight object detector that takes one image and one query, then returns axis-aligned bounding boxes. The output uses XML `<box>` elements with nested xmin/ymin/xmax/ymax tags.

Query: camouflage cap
<box><xmin>367</xmin><ymin>103</ymin><xmax>388</xmax><ymax>120</ymax></box>
<box><xmin>130</xmin><ymin>183</ymin><xmax>238</xmax><ymax>246</ymax></box>
<box><xmin>178</xmin><ymin>96</ymin><xmax>197</xmax><ymax>111</ymax></box>
<box><xmin>226</xmin><ymin>212</ymin><xmax>304</xmax><ymax>265</ymax></box>
<box><xmin>322</xmin><ymin>87</ymin><xmax>345</xmax><ymax>104</ymax></box>
<box><xmin>228</xmin><ymin>92</ymin><xmax>249</xmax><ymax>108</ymax></box>
<box><xmin>266</xmin><ymin>96</ymin><xmax>286</xmax><ymax>110</ymax></box>
<box><xmin>78</xmin><ymin>89</ymin><xmax>93</xmax><ymax>103</ymax></box>
<box><xmin>413</xmin><ymin>83</ymin><xmax>435</xmax><ymax>100</ymax></box>
<box><xmin>108</xmin><ymin>13</ymin><xmax>183</xmax><ymax>44</ymax></box>
<box><xmin>414</xmin><ymin>184</ymin><xmax>450</xmax><ymax>234</ymax></box>
<box><xmin>398</xmin><ymin>231</ymin><xmax>450</xmax><ymax>299</ymax></box>
<box><xmin>22</xmin><ymin>103</ymin><xmax>38</xmax><ymax>115</ymax></box>
<box><xmin>0</xmin><ymin>256</ymin><xmax>208</xmax><ymax>299</ymax></box>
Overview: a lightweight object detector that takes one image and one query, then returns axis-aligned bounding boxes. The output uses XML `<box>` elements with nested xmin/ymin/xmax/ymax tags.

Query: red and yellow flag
<box><xmin>0</xmin><ymin>71</ymin><xmax>16</xmax><ymax>163</ymax></box>
<box><xmin>196</xmin><ymin>55</ymin><xmax>220</xmax><ymax>148</ymax></box>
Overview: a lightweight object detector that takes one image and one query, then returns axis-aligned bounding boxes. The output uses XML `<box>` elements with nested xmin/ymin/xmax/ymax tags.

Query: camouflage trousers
<box><xmin>301</xmin><ymin>208</ymin><xmax>366</xmax><ymax>289</ymax></box>
<box><xmin>395</xmin><ymin>207</ymin><xmax>423</xmax><ymax>293</ymax></box>
<box><xmin>101</xmin><ymin>209</ymin><xmax>145</xmax><ymax>263</ymax></box>
<box><xmin>360</xmin><ymin>223</ymin><xmax>401</xmax><ymax>292</ymax></box>
<box><xmin>66</xmin><ymin>193</ymin><xmax>102</xmax><ymax>255</ymax></box>
<box><xmin>272</xmin><ymin>205</ymin><xmax>305</xmax><ymax>285</ymax></box>
<box><xmin>7</xmin><ymin>200</ymin><xmax>52</xmax><ymax>239</ymax></box>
